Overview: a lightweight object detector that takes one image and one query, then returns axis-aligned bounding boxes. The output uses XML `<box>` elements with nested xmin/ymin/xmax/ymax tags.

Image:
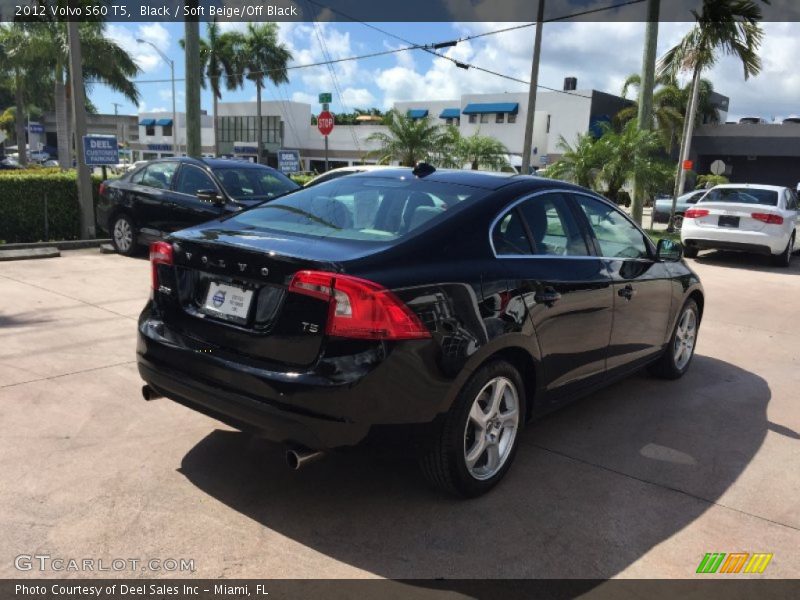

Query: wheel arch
<box><xmin>444</xmin><ymin>337</ymin><xmax>542</xmax><ymax>424</ymax></box>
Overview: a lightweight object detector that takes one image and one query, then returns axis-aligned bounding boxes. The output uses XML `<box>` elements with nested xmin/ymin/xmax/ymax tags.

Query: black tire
<box><xmin>772</xmin><ymin>234</ymin><xmax>794</xmax><ymax>268</ymax></box>
<box><xmin>110</xmin><ymin>213</ymin><xmax>138</xmax><ymax>256</ymax></box>
<box><xmin>420</xmin><ymin>360</ymin><xmax>526</xmax><ymax>498</ymax></box>
<box><xmin>683</xmin><ymin>246</ymin><xmax>698</xmax><ymax>259</ymax></box>
<box><xmin>649</xmin><ymin>299</ymin><xmax>700</xmax><ymax>380</ymax></box>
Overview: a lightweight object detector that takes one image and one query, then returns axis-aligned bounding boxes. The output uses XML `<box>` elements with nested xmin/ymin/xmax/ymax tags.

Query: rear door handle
<box><xmin>618</xmin><ymin>284</ymin><xmax>636</xmax><ymax>300</ymax></box>
<box><xmin>534</xmin><ymin>287</ymin><xmax>562</xmax><ymax>307</ymax></box>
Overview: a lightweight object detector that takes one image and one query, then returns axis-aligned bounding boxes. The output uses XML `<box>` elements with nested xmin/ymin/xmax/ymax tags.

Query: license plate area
<box><xmin>718</xmin><ymin>215</ymin><xmax>740</xmax><ymax>228</ymax></box>
<box><xmin>201</xmin><ymin>281</ymin><xmax>254</xmax><ymax>325</ymax></box>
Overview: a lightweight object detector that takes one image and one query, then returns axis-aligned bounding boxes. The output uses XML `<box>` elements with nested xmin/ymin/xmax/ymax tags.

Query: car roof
<box><xmin>711</xmin><ymin>183</ymin><xmax>788</xmax><ymax>192</ymax></box>
<box><xmin>146</xmin><ymin>157</ymin><xmax>276</xmax><ymax>170</ymax></box>
<box><xmin>353</xmin><ymin>167</ymin><xmax>530</xmax><ymax>191</ymax></box>
<box><xmin>324</xmin><ymin>165</ymin><xmax>393</xmax><ymax>174</ymax></box>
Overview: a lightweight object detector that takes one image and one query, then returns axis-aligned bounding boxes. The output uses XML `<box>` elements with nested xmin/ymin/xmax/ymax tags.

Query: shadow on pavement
<box><xmin>178</xmin><ymin>355</ymin><xmax>769</xmax><ymax>580</ymax></box>
<box><xmin>692</xmin><ymin>250</ymin><xmax>800</xmax><ymax>274</ymax></box>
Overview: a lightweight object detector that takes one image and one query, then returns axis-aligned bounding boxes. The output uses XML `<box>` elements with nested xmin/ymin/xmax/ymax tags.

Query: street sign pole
<box><xmin>67</xmin><ymin>21</ymin><xmax>96</xmax><ymax>239</ymax></box>
<box><xmin>324</xmin><ymin>135</ymin><xmax>329</xmax><ymax>172</ymax></box>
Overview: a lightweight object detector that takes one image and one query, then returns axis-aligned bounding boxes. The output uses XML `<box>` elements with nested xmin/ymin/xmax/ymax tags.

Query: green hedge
<box><xmin>289</xmin><ymin>173</ymin><xmax>314</xmax><ymax>186</ymax></box>
<box><xmin>0</xmin><ymin>170</ymin><xmax>105</xmax><ymax>244</ymax></box>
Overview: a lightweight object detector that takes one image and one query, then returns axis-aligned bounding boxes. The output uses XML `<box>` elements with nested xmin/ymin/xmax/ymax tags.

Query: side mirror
<box><xmin>656</xmin><ymin>238</ymin><xmax>683</xmax><ymax>262</ymax></box>
<box><xmin>197</xmin><ymin>189</ymin><xmax>224</xmax><ymax>206</ymax></box>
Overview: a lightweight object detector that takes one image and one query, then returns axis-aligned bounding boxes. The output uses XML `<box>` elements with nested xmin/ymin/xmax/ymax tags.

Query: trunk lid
<box><xmin>690</xmin><ymin>202</ymin><xmax>771</xmax><ymax>232</ymax></box>
<box><xmin>158</xmin><ymin>227</ymin><xmax>390</xmax><ymax>367</ymax></box>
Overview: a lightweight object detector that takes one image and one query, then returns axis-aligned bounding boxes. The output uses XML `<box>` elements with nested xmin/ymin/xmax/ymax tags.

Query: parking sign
<box><xmin>82</xmin><ymin>135</ymin><xmax>119</xmax><ymax>166</ymax></box>
<box><xmin>277</xmin><ymin>149</ymin><xmax>301</xmax><ymax>174</ymax></box>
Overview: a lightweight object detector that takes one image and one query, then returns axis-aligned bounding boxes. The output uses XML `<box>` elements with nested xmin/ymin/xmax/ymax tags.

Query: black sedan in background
<box><xmin>138</xmin><ymin>165</ymin><xmax>703</xmax><ymax>497</ymax></box>
<box><xmin>97</xmin><ymin>158</ymin><xmax>299</xmax><ymax>255</ymax></box>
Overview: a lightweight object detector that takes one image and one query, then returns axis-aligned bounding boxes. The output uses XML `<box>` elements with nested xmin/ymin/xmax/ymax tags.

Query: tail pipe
<box><xmin>286</xmin><ymin>446</ymin><xmax>326</xmax><ymax>470</ymax></box>
<box><xmin>141</xmin><ymin>385</ymin><xmax>163</xmax><ymax>401</ymax></box>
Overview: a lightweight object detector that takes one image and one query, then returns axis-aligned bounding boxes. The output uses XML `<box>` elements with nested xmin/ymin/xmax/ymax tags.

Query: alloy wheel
<box><xmin>463</xmin><ymin>376</ymin><xmax>520</xmax><ymax>481</ymax></box>
<box><xmin>673</xmin><ymin>308</ymin><xmax>697</xmax><ymax>370</ymax></box>
<box><xmin>113</xmin><ymin>218</ymin><xmax>133</xmax><ymax>253</ymax></box>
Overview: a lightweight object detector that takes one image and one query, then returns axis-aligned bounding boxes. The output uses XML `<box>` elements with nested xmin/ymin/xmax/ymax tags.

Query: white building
<box><xmin>129</xmin><ymin>83</ymin><xmax>633</xmax><ymax>171</ymax></box>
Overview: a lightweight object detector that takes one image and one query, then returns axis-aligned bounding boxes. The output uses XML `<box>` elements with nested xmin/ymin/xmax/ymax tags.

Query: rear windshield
<box><xmin>222</xmin><ymin>176</ymin><xmax>490</xmax><ymax>242</ymax></box>
<box><xmin>702</xmin><ymin>187</ymin><xmax>779</xmax><ymax>206</ymax></box>
<box><xmin>212</xmin><ymin>166</ymin><xmax>298</xmax><ymax>201</ymax></box>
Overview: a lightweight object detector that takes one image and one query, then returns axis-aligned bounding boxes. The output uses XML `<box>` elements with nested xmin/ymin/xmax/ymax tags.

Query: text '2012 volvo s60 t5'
<box><xmin>138</xmin><ymin>165</ymin><xmax>704</xmax><ymax>497</ymax></box>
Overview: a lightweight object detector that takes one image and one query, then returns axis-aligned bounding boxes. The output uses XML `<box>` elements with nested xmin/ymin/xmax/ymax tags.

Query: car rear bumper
<box><xmin>681</xmin><ymin>224</ymin><xmax>788</xmax><ymax>255</ymax></box>
<box><xmin>136</xmin><ymin>310</ymin><xmax>453</xmax><ymax>450</ymax></box>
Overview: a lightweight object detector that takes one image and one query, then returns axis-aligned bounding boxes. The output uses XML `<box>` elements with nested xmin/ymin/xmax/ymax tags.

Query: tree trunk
<box><xmin>55</xmin><ymin>63</ymin><xmax>71</xmax><ymax>169</ymax></box>
<box><xmin>14</xmin><ymin>69</ymin><xmax>28</xmax><ymax>167</ymax></box>
<box><xmin>213</xmin><ymin>92</ymin><xmax>219</xmax><ymax>158</ymax></box>
<box><xmin>631</xmin><ymin>0</ymin><xmax>660</xmax><ymax>225</ymax></box>
<box><xmin>256</xmin><ymin>80</ymin><xmax>263</xmax><ymax>164</ymax></box>
<box><xmin>670</xmin><ymin>67</ymin><xmax>702</xmax><ymax>229</ymax></box>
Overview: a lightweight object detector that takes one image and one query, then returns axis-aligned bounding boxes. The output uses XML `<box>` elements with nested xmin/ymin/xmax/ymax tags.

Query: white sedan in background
<box><xmin>681</xmin><ymin>184</ymin><xmax>799</xmax><ymax>267</ymax></box>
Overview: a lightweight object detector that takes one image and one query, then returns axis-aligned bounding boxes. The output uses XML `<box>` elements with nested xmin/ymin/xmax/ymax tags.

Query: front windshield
<box><xmin>212</xmin><ymin>166</ymin><xmax>298</xmax><ymax>201</ymax></box>
<box><xmin>223</xmin><ymin>176</ymin><xmax>490</xmax><ymax>242</ymax></box>
<box><xmin>702</xmin><ymin>187</ymin><xmax>778</xmax><ymax>206</ymax></box>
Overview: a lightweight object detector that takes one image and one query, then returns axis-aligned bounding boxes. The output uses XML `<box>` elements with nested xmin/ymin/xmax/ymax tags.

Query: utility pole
<box><xmin>631</xmin><ymin>0</ymin><xmax>660</xmax><ymax>225</ymax></box>
<box><xmin>521</xmin><ymin>0</ymin><xmax>545</xmax><ymax>175</ymax></box>
<box><xmin>67</xmin><ymin>21</ymin><xmax>95</xmax><ymax>239</ymax></box>
<box><xmin>137</xmin><ymin>38</ymin><xmax>178</xmax><ymax>156</ymax></box>
<box><xmin>184</xmin><ymin>11</ymin><xmax>202</xmax><ymax>158</ymax></box>
<box><xmin>112</xmin><ymin>102</ymin><xmax>121</xmax><ymax>116</ymax></box>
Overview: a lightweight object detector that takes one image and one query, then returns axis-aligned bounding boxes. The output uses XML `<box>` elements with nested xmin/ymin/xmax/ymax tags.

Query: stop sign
<box><xmin>317</xmin><ymin>111</ymin><xmax>335</xmax><ymax>136</ymax></box>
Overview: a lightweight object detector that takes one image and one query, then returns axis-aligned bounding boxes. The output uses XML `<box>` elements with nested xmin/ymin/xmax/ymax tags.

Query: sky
<box><xmin>90</xmin><ymin>20</ymin><xmax>800</xmax><ymax>123</ymax></box>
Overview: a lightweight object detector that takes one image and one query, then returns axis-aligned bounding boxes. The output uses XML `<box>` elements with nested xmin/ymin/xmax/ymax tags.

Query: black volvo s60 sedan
<box><xmin>137</xmin><ymin>165</ymin><xmax>703</xmax><ymax>497</ymax></box>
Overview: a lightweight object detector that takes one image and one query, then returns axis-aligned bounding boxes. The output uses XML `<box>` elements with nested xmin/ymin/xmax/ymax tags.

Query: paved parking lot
<box><xmin>1</xmin><ymin>249</ymin><xmax>798</xmax><ymax>579</ymax></box>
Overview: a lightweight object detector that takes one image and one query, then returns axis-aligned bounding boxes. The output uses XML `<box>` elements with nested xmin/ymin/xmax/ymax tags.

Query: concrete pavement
<box><xmin>0</xmin><ymin>248</ymin><xmax>798</xmax><ymax>579</ymax></box>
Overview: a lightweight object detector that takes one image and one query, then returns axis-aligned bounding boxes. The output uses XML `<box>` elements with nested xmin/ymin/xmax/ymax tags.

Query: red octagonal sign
<box><xmin>317</xmin><ymin>110</ymin><xmax>335</xmax><ymax>136</ymax></box>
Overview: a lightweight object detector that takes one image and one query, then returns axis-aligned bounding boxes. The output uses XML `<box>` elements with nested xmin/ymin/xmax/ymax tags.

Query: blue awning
<box><xmin>439</xmin><ymin>108</ymin><xmax>461</xmax><ymax>119</ymax></box>
<box><xmin>462</xmin><ymin>102</ymin><xmax>519</xmax><ymax>115</ymax></box>
<box><xmin>156</xmin><ymin>118</ymin><xmax>173</xmax><ymax>126</ymax></box>
<box><xmin>407</xmin><ymin>109</ymin><xmax>429</xmax><ymax>119</ymax></box>
<box><xmin>138</xmin><ymin>118</ymin><xmax>156</xmax><ymax>126</ymax></box>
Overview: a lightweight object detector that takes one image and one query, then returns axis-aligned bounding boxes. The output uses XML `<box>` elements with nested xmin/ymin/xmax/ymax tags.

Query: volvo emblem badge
<box><xmin>201</xmin><ymin>256</ymin><xmax>208</xmax><ymax>265</ymax></box>
<box><xmin>261</xmin><ymin>267</ymin><xmax>270</xmax><ymax>277</ymax></box>
<box><xmin>218</xmin><ymin>259</ymin><xmax>226</xmax><ymax>268</ymax></box>
<box><xmin>238</xmin><ymin>263</ymin><xmax>247</xmax><ymax>272</ymax></box>
<box><xmin>185</xmin><ymin>252</ymin><xmax>192</xmax><ymax>261</ymax></box>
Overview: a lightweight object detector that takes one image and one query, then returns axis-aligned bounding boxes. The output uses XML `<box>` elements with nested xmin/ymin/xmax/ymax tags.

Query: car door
<box><xmin>572</xmin><ymin>194</ymin><xmax>673</xmax><ymax>372</ymax></box>
<box><xmin>171</xmin><ymin>164</ymin><xmax>227</xmax><ymax>231</ymax></box>
<box><xmin>134</xmin><ymin>161</ymin><xmax>181</xmax><ymax>236</ymax></box>
<box><xmin>492</xmin><ymin>190</ymin><xmax>613</xmax><ymax>402</ymax></box>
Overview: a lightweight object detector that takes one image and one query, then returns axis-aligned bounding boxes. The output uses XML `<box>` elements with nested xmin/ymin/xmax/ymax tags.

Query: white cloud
<box><xmin>105</xmin><ymin>23</ymin><xmax>171</xmax><ymax>73</ymax></box>
<box><xmin>291</xmin><ymin>91</ymin><xmax>317</xmax><ymax>105</ymax></box>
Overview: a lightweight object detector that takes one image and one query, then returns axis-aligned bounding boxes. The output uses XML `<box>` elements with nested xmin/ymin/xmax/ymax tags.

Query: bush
<box><xmin>614</xmin><ymin>190</ymin><xmax>632</xmax><ymax>208</ymax></box>
<box><xmin>289</xmin><ymin>173</ymin><xmax>313</xmax><ymax>186</ymax></box>
<box><xmin>0</xmin><ymin>170</ymin><xmax>105</xmax><ymax>243</ymax></box>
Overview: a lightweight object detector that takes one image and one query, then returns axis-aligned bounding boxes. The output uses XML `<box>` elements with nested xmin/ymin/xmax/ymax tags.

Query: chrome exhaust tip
<box><xmin>286</xmin><ymin>446</ymin><xmax>325</xmax><ymax>470</ymax></box>
<box><xmin>141</xmin><ymin>385</ymin><xmax>162</xmax><ymax>401</ymax></box>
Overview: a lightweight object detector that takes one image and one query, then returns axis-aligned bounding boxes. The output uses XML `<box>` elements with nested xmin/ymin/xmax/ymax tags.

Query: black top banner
<box><xmin>3</xmin><ymin>0</ymin><xmax>800</xmax><ymax>23</ymax></box>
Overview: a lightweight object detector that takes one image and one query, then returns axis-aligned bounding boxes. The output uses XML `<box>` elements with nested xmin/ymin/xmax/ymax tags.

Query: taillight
<box><xmin>98</xmin><ymin>182</ymin><xmax>107</xmax><ymax>196</ymax></box>
<box><xmin>288</xmin><ymin>270</ymin><xmax>430</xmax><ymax>340</ymax></box>
<box><xmin>684</xmin><ymin>208</ymin><xmax>709</xmax><ymax>219</ymax></box>
<box><xmin>751</xmin><ymin>212</ymin><xmax>783</xmax><ymax>225</ymax></box>
<box><xmin>149</xmin><ymin>241</ymin><xmax>173</xmax><ymax>290</ymax></box>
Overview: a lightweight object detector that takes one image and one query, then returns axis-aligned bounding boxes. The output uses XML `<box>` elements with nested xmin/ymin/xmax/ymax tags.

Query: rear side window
<box><xmin>142</xmin><ymin>162</ymin><xmax>178</xmax><ymax>190</ymax></box>
<box><xmin>224</xmin><ymin>176</ymin><xmax>489</xmax><ymax>242</ymax></box>
<box><xmin>703</xmin><ymin>187</ymin><xmax>779</xmax><ymax>206</ymax></box>
<box><xmin>174</xmin><ymin>165</ymin><xmax>217</xmax><ymax>196</ymax></box>
<box><xmin>492</xmin><ymin>193</ymin><xmax>589</xmax><ymax>256</ymax></box>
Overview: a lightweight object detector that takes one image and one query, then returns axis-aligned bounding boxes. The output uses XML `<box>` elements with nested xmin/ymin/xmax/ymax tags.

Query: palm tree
<box><xmin>366</xmin><ymin>111</ymin><xmax>442</xmax><ymax>166</ymax></box>
<box><xmin>547</xmin><ymin>133</ymin><xmax>602</xmax><ymax>190</ymax></box>
<box><xmin>595</xmin><ymin>121</ymin><xmax>668</xmax><ymax>202</ymax></box>
<box><xmin>241</xmin><ymin>23</ymin><xmax>292</xmax><ymax>164</ymax></box>
<box><xmin>20</xmin><ymin>16</ymin><xmax>141</xmax><ymax>168</ymax></box>
<box><xmin>181</xmin><ymin>21</ymin><xmax>242</xmax><ymax>157</ymax></box>
<box><xmin>658</xmin><ymin>0</ymin><xmax>767</xmax><ymax>226</ymax></box>
<box><xmin>459</xmin><ymin>132</ymin><xmax>510</xmax><ymax>171</ymax></box>
<box><xmin>0</xmin><ymin>26</ymin><xmax>33</xmax><ymax>166</ymax></box>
